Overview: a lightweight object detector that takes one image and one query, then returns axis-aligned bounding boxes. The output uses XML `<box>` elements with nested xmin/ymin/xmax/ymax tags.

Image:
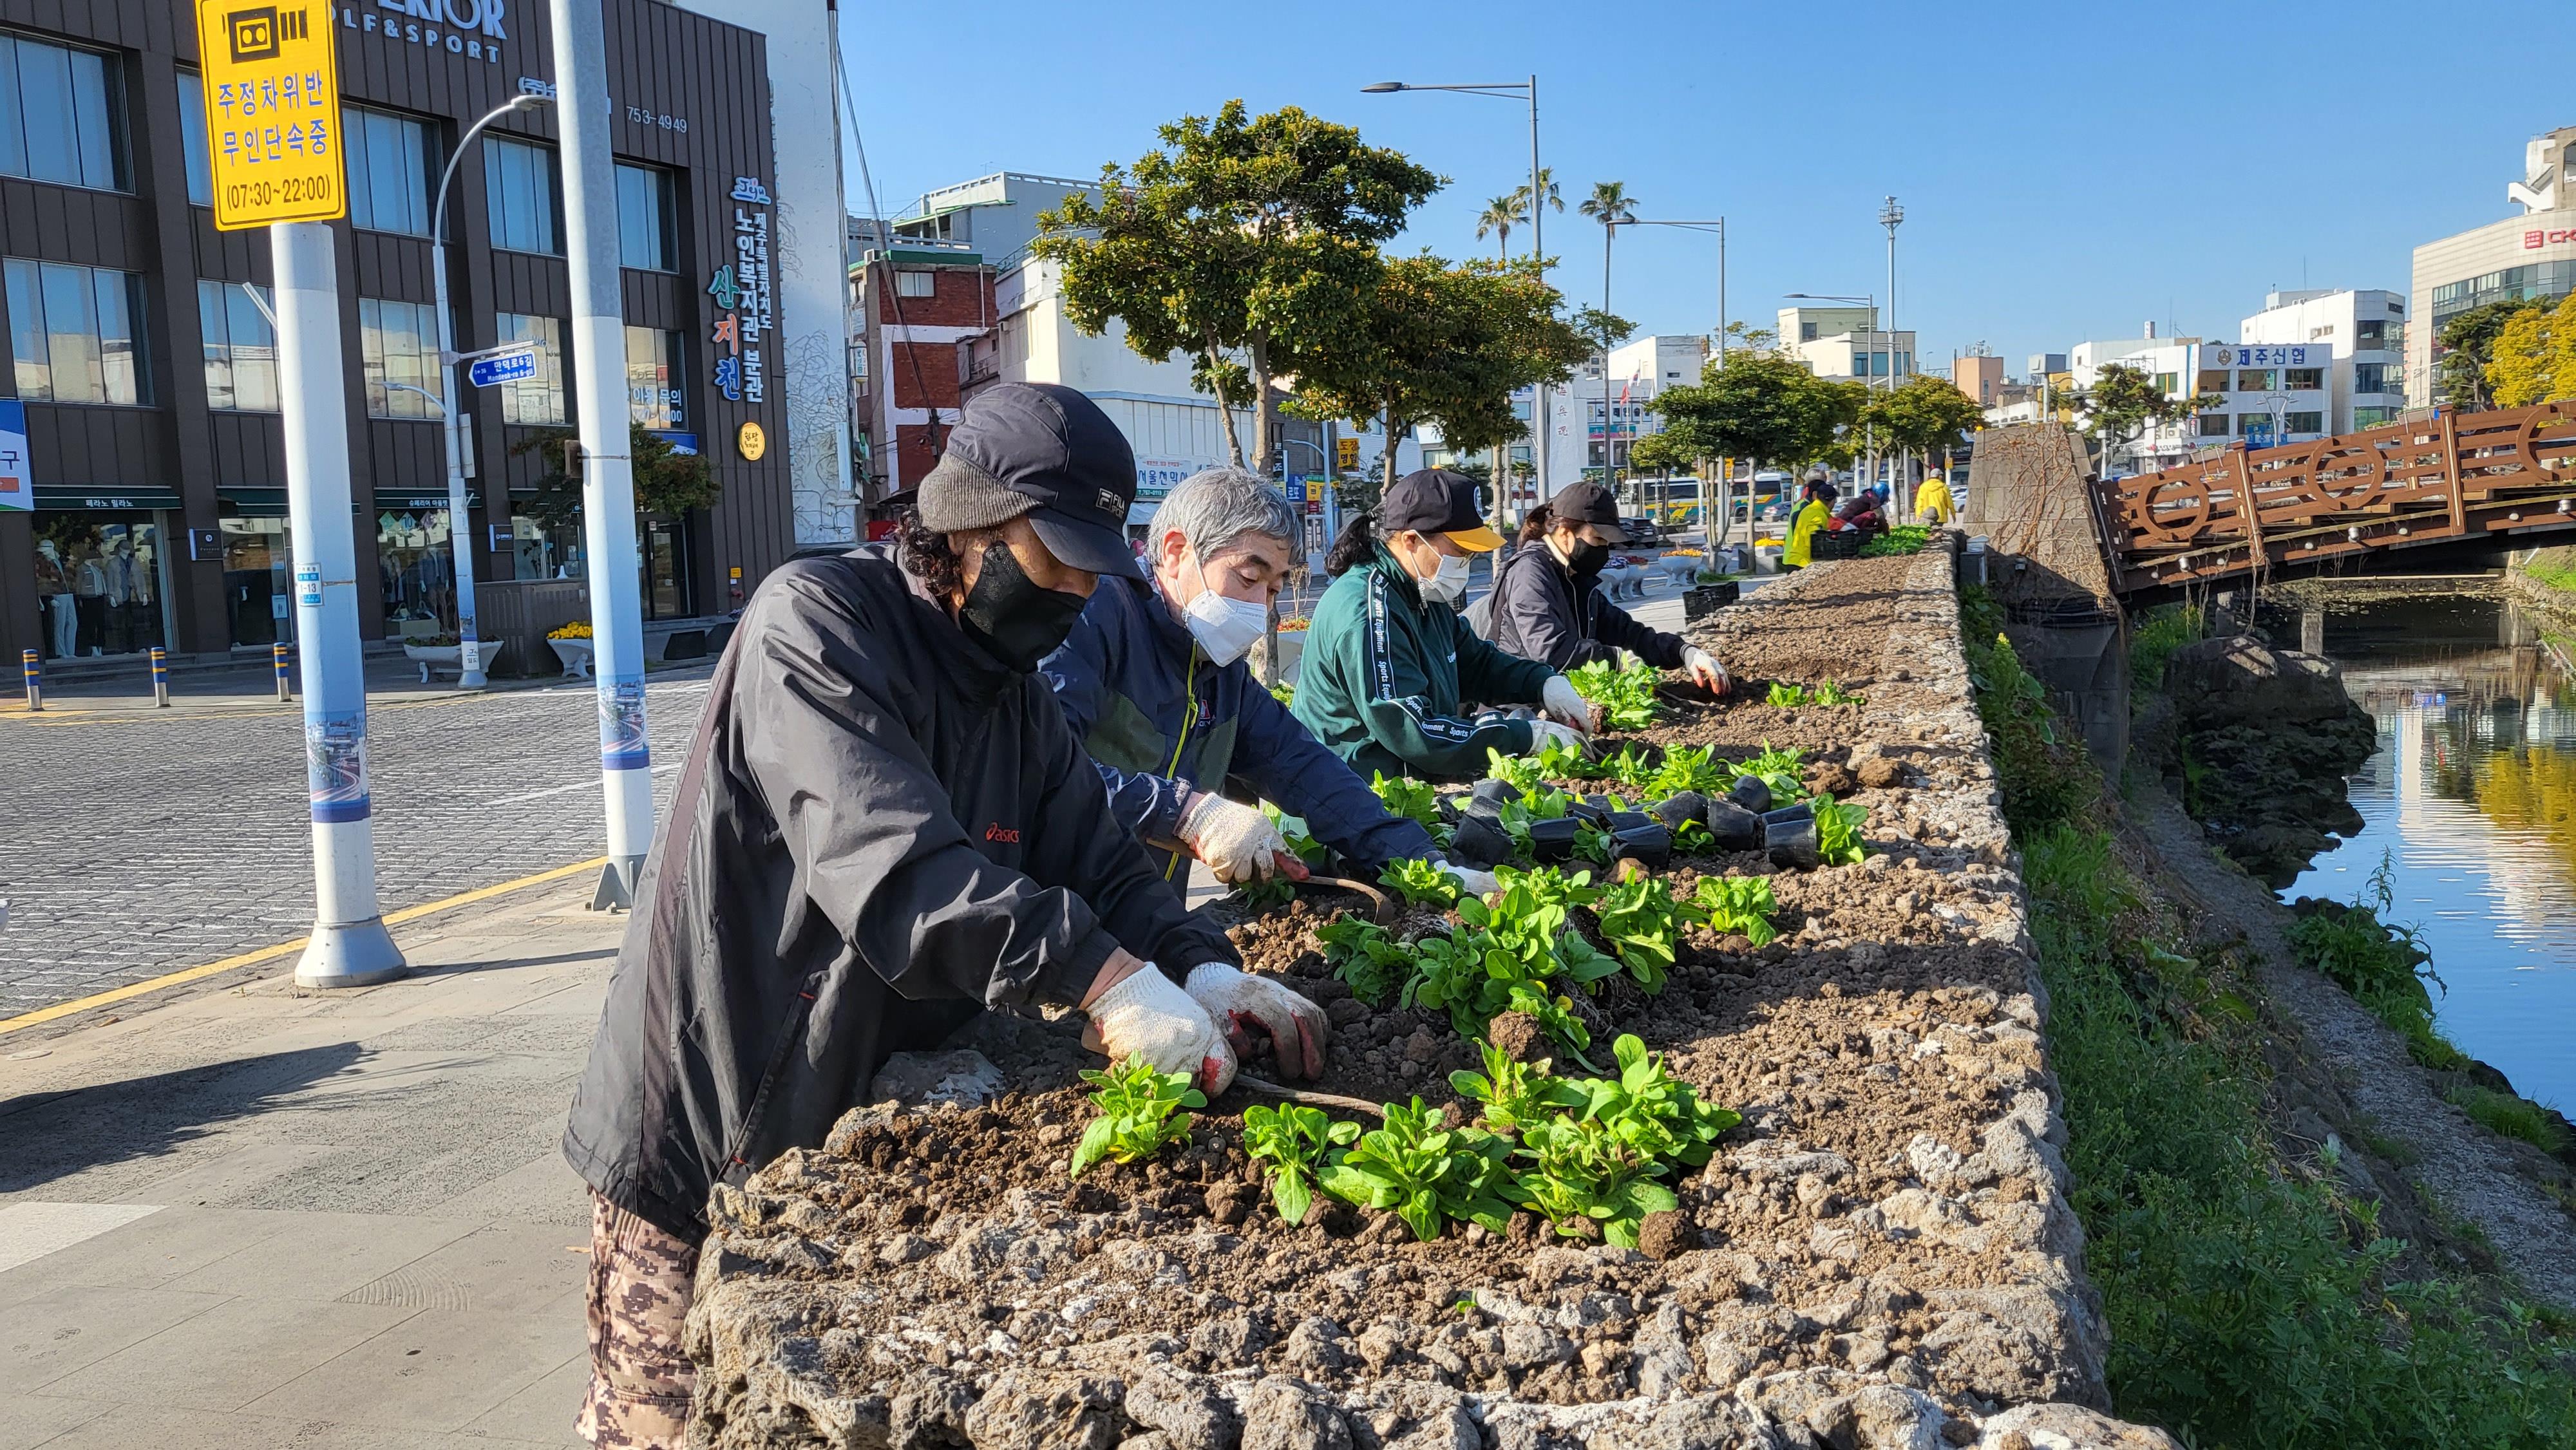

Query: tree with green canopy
<box><xmin>2438</xmin><ymin>299</ymin><xmax>2546</xmax><ymax>411</ymax></box>
<box><xmin>513</xmin><ymin>424</ymin><xmax>720</xmax><ymax>531</ymax></box>
<box><xmin>1032</xmin><ymin>100</ymin><xmax>1441</xmax><ymax>473</ymax></box>
<box><xmin>1650</xmin><ymin>350</ymin><xmax>1863</xmax><ymax>475</ymax></box>
<box><xmin>1290</xmin><ymin>255</ymin><xmax>1590</xmax><ymax>492</ymax></box>
<box><xmin>2070</xmin><ymin>362</ymin><xmax>2221</xmax><ymax>473</ymax></box>
<box><xmin>1862</xmin><ymin>376</ymin><xmax>1989</xmax><ymax>485</ymax></box>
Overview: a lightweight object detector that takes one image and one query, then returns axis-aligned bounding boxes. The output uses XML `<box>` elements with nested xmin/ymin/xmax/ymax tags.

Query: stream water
<box><xmin>2281</xmin><ymin>590</ymin><xmax>2576</xmax><ymax>1111</ymax></box>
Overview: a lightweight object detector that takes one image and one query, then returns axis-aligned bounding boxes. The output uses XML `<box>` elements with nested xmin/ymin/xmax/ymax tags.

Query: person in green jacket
<box><xmin>1293</xmin><ymin>469</ymin><xmax>1596</xmax><ymax>781</ymax></box>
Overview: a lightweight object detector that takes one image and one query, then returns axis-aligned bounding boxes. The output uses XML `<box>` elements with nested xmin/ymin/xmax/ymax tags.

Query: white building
<box><xmin>2237</xmin><ymin>288</ymin><xmax>2409</xmax><ymax>433</ymax></box>
<box><xmin>2070</xmin><ymin>334</ymin><xmax>2331</xmax><ymax>474</ymax></box>
<box><xmin>2410</xmin><ymin>124</ymin><xmax>2576</xmax><ymax>404</ymax></box>
<box><xmin>1459</xmin><ymin>335</ymin><xmax>1710</xmax><ymax>506</ymax></box>
<box><xmin>1777</xmin><ymin>305</ymin><xmax>1914</xmax><ymax>387</ymax></box>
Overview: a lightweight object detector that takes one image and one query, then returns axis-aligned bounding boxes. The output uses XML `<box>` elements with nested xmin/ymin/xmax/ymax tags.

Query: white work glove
<box><xmin>1539</xmin><ymin>674</ymin><xmax>1597</xmax><ymax>735</ymax></box>
<box><xmin>1682</xmin><ymin>646</ymin><xmax>1730</xmax><ymax>695</ymax></box>
<box><xmin>1084</xmin><ymin>963</ymin><xmax>1238</xmax><ymax>1094</ymax></box>
<box><xmin>1439</xmin><ymin>862</ymin><xmax>1499</xmax><ymax>899</ymax></box>
<box><xmin>1177</xmin><ymin>793</ymin><xmax>1309</xmax><ymax>885</ymax></box>
<box><xmin>1528</xmin><ymin>718</ymin><xmax>1589</xmax><ymax>756</ymax></box>
<box><xmin>1186</xmin><ymin>963</ymin><xmax>1329</xmax><ymax>1080</ymax></box>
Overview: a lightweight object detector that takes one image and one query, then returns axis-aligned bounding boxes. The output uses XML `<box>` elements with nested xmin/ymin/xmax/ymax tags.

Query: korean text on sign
<box><xmin>196</xmin><ymin>1</ymin><xmax>345</xmax><ymax>230</ymax></box>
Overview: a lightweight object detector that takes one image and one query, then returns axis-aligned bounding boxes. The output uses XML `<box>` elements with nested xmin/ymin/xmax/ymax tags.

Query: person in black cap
<box><xmin>560</xmin><ymin>382</ymin><xmax>1325</xmax><ymax>1449</ymax></box>
<box><xmin>1480</xmin><ymin>479</ymin><xmax>1730</xmax><ymax>689</ymax></box>
<box><xmin>1291</xmin><ymin>467</ymin><xmax>1597</xmax><ymax>781</ymax></box>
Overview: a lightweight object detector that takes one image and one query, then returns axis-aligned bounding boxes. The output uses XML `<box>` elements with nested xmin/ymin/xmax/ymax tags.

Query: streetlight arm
<box><xmin>434</xmin><ymin>94</ymin><xmax>549</xmax><ymax>247</ymax></box>
<box><xmin>1363</xmin><ymin>80</ymin><xmax>1531</xmax><ymax>97</ymax></box>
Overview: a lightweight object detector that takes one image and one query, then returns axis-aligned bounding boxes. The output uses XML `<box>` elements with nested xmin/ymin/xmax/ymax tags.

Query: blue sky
<box><xmin>836</xmin><ymin>0</ymin><xmax>2567</xmax><ymax>378</ymax></box>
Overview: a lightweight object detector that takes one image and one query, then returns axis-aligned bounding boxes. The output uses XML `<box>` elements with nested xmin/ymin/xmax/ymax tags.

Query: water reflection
<box><xmin>2282</xmin><ymin>592</ymin><xmax>2576</xmax><ymax>1111</ymax></box>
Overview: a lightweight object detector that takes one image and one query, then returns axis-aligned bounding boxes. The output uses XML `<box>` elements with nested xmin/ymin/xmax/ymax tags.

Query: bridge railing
<box><xmin>2105</xmin><ymin>400</ymin><xmax>2576</xmax><ymax>589</ymax></box>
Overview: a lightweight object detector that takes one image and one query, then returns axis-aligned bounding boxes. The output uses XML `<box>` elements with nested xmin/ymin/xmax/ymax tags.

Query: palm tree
<box><xmin>1474</xmin><ymin>194</ymin><xmax>1523</xmax><ymax>261</ymax></box>
<box><xmin>1578</xmin><ymin>180</ymin><xmax>1638</xmax><ymax>479</ymax></box>
<box><xmin>1514</xmin><ymin>167</ymin><xmax>1565</xmax><ymax>227</ymax></box>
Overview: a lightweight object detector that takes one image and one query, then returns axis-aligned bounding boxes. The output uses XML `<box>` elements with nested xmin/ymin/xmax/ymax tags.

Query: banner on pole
<box><xmin>196</xmin><ymin>0</ymin><xmax>346</xmax><ymax>231</ymax></box>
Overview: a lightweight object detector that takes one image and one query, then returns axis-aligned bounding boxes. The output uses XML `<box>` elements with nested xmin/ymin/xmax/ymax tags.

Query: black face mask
<box><xmin>957</xmin><ymin>541</ymin><xmax>1088</xmax><ymax>673</ymax></box>
<box><xmin>1564</xmin><ymin>537</ymin><xmax>1613</xmax><ymax>575</ymax></box>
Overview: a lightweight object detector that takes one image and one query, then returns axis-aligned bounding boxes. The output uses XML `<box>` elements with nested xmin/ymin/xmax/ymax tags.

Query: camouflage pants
<box><xmin>576</xmin><ymin>1194</ymin><xmax>701</xmax><ymax>1449</ymax></box>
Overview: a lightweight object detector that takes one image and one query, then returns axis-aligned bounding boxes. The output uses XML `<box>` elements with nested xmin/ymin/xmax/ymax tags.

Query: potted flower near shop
<box><xmin>404</xmin><ymin>631</ymin><xmax>462</xmax><ymax>683</ymax></box>
<box><xmin>548</xmin><ymin>620</ymin><xmax>595</xmax><ymax>678</ymax></box>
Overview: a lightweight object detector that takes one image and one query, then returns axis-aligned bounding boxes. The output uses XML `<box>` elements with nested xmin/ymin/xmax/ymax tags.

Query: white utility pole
<box><xmin>1881</xmin><ymin>195</ymin><xmax>1904</xmax><ymax>500</ymax></box>
<box><xmin>553</xmin><ymin>0</ymin><xmax>656</xmax><ymax>909</ymax></box>
<box><xmin>276</xmin><ymin>221</ymin><xmax>405</xmax><ymax>988</ymax></box>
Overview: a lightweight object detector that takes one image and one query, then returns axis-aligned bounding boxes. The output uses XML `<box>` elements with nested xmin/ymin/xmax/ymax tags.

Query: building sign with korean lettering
<box><xmin>197</xmin><ymin>0</ymin><xmax>345</xmax><ymax>230</ymax></box>
<box><xmin>706</xmin><ymin>176</ymin><xmax>773</xmax><ymax>407</ymax></box>
<box><xmin>2210</xmin><ymin>344</ymin><xmax>2318</xmax><ymax>368</ymax></box>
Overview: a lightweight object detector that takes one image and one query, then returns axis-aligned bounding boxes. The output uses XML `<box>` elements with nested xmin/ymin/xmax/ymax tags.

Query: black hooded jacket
<box><xmin>562</xmin><ymin>545</ymin><xmax>1236</xmax><ymax>1241</ymax></box>
<box><xmin>1487</xmin><ymin>540</ymin><xmax>1687</xmax><ymax>672</ymax></box>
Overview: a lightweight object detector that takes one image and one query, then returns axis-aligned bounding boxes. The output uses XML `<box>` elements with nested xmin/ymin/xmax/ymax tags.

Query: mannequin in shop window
<box><xmin>73</xmin><ymin>546</ymin><xmax>109</xmax><ymax>655</ymax></box>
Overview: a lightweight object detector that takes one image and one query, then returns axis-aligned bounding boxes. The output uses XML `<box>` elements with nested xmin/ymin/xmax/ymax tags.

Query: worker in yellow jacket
<box><xmin>1784</xmin><ymin>469</ymin><xmax>1837</xmax><ymax>570</ymax></box>
<box><xmin>1915</xmin><ymin>473</ymin><xmax>1955</xmax><ymax>525</ymax></box>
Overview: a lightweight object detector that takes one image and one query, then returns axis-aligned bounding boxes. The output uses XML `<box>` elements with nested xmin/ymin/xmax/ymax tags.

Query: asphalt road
<box><xmin>0</xmin><ymin>668</ymin><xmax>708</xmax><ymax>1017</ymax></box>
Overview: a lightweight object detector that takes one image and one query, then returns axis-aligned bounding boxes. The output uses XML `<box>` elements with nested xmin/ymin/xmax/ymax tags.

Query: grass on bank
<box><xmin>1962</xmin><ymin>583</ymin><xmax>2576</xmax><ymax>1449</ymax></box>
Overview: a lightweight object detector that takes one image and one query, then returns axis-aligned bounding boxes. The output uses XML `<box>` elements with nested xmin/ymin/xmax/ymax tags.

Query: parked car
<box><xmin>1619</xmin><ymin>515</ymin><xmax>1664</xmax><ymax>546</ymax></box>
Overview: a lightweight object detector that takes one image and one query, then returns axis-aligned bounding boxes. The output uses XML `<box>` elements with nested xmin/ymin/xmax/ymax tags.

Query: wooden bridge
<box><xmin>2101</xmin><ymin>400</ymin><xmax>2576</xmax><ymax>592</ymax></box>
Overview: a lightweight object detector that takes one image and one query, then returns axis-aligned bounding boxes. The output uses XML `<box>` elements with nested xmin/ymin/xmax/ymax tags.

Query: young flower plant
<box><xmin>1241</xmin><ymin>1102</ymin><xmax>1361</xmax><ymax>1226</ymax></box>
<box><xmin>1069</xmin><ymin>1054</ymin><xmax>1206</xmax><ymax>1179</ymax></box>
<box><xmin>1318</xmin><ymin>1097</ymin><xmax>1519</xmax><ymax>1242</ymax></box>
<box><xmin>1380</xmin><ymin>856</ymin><xmax>1462</xmax><ymax>907</ymax></box>
<box><xmin>1691</xmin><ymin>874</ymin><xmax>1780</xmax><ymax>946</ymax></box>
<box><xmin>1569</xmin><ymin>660</ymin><xmax>1662</xmax><ymax>731</ymax></box>
<box><xmin>1450</xmin><ymin>1040</ymin><xmax>1584</xmax><ymax>1135</ymax></box>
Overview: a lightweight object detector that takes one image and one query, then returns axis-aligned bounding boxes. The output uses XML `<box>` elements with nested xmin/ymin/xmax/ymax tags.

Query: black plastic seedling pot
<box><xmin>1727</xmin><ymin>777</ymin><xmax>1772</xmax><ymax>815</ymax></box>
<box><xmin>1567</xmin><ymin>796</ymin><xmax>1613</xmax><ymax>827</ymax></box>
<box><xmin>1607</xmin><ymin>811</ymin><xmax>1654</xmax><ymax>834</ymax></box>
<box><xmin>1447</xmin><ymin>811</ymin><xmax>1513</xmax><ymax>868</ymax></box>
<box><xmin>1526</xmin><ymin>816</ymin><xmax>1581</xmax><ymax>862</ymax></box>
<box><xmin>1762</xmin><ymin>803</ymin><xmax>1820</xmax><ymax>870</ymax></box>
<box><xmin>1649</xmin><ymin>791</ymin><xmax>1708</xmax><ymax>831</ymax></box>
<box><xmin>1611</xmin><ymin>823</ymin><xmax>1674</xmax><ymax>871</ymax></box>
<box><xmin>1705</xmin><ymin>800</ymin><xmax>1761</xmax><ymax>852</ymax></box>
<box><xmin>1470</xmin><ymin>777</ymin><xmax>1519</xmax><ymax>810</ymax></box>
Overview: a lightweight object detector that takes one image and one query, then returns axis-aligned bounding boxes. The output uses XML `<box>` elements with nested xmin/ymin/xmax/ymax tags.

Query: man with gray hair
<box><xmin>1044</xmin><ymin>466</ymin><xmax>1495</xmax><ymax>901</ymax></box>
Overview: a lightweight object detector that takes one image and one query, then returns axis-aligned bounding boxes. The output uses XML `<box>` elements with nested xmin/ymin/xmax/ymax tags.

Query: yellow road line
<box><xmin>0</xmin><ymin>856</ymin><xmax>608</xmax><ymax>1036</ymax></box>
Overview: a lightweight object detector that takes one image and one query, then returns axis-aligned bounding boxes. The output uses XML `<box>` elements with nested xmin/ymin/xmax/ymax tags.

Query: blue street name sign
<box><xmin>468</xmin><ymin>349</ymin><xmax>540</xmax><ymax>387</ymax></box>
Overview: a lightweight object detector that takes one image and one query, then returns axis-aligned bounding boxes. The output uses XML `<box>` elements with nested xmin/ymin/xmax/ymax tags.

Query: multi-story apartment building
<box><xmin>2237</xmin><ymin>288</ymin><xmax>2409</xmax><ymax>433</ymax></box>
<box><xmin>0</xmin><ymin>0</ymin><xmax>799</xmax><ymax>671</ymax></box>
<box><xmin>2410</xmin><ymin>124</ymin><xmax>2576</xmax><ymax>405</ymax></box>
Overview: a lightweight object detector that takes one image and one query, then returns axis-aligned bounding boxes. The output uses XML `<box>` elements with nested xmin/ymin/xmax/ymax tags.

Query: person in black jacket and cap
<box><xmin>1486</xmin><ymin>479</ymin><xmax>1730</xmax><ymax>690</ymax></box>
<box><xmin>559</xmin><ymin>382</ymin><xmax>1326</xmax><ymax>1449</ymax></box>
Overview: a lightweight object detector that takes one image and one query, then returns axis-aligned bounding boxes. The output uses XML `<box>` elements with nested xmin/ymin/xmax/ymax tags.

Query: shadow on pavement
<box><xmin>0</xmin><ymin>1042</ymin><xmax>365</xmax><ymax>1194</ymax></box>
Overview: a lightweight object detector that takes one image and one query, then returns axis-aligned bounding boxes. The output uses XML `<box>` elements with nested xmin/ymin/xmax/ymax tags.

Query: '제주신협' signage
<box><xmin>197</xmin><ymin>0</ymin><xmax>345</xmax><ymax>230</ymax></box>
<box><xmin>706</xmin><ymin>177</ymin><xmax>773</xmax><ymax>406</ymax></box>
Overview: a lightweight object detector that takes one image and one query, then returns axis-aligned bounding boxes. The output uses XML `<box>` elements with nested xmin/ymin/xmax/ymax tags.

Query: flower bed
<box><xmin>681</xmin><ymin>547</ymin><xmax>2174</xmax><ymax>1450</ymax></box>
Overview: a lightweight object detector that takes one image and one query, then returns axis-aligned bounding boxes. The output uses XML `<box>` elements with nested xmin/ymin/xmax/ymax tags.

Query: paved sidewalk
<box><xmin>0</xmin><ymin>881</ymin><xmax>622</xmax><ymax>1449</ymax></box>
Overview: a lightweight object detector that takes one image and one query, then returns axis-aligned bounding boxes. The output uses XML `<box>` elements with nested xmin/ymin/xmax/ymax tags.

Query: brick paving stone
<box><xmin>0</xmin><ymin>673</ymin><xmax>710</xmax><ymax>1015</ymax></box>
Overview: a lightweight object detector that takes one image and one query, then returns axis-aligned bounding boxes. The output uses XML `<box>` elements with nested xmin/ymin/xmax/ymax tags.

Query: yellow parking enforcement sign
<box><xmin>196</xmin><ymin>0</ymin><xmax>345</xmax><ymax>231</ymax></box>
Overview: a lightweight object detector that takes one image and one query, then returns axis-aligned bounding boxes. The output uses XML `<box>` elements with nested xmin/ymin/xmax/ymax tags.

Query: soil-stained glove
<box><xmin>1682</xmin><ymin>646</ymin><xmax>1730</xmax><ymax>695</ymax></box>
<box><xmin>1085</xmin><ymin>964</ymin><xmax>1238</xmax><ymax>1093</ymax></box>
<box><xmin>1528</xmin><ymin>718</ymin><xmax>1589</xmax><ymax>756</ymax></box>
<box><xmin>1178</xmin><ymin>793</ymin><xmax>1310</xmax><ymax>885</ymax></box>
<box><xmin>1539</xmin><ymin>674</ymin><xmax>1598</xmax><ymax>735</ymax></box>
<box><xmin>1439</xmin><ymin>862</ymin><xmax>1499</xmax><ymax>899</ymax></box>
<box><xmin>1186</xmin><ymin>963</ymin><xmax>1329</xmax><ymax>1081</ymax></box>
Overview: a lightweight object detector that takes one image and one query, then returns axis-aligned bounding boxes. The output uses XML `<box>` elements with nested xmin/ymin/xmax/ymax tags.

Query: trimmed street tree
<box><xmin>2072</xmin><ymin>362</ymin><xmax>2221</xmax><ymax>473</ymax></box>
<box><xmin>1862</xmin><ymin>377</ymin><xmax>1989</xmax><ymax>489</ymax></box>
<box><xmin>2438</xmin><ymin>299</ymin><xmax>2544</xmax><ymax>412</ymax></box>
<box><xmin>1650</xmin><ymin>350</ymin><xmax>1861</xmax><ymax>476</ymax></box>
<box><xmin>1033</xmin><ymin>100</ymin><xmax>1440</xmax><ymax>471</ymax></box>
<box><xmin>1291</xmin><ymin>256</ymin><xmax>1589</xmax><ymax>493</ymax></box>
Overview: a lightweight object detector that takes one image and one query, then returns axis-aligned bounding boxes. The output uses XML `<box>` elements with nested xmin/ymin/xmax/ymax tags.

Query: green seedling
<box><xmin>1765</xmin><ymin>681</ymin><xmax>1812</xmax><ymax>708</ymax></box>
<box><xmin>1568</xmin><ymin>659</ymin><xmax>1662</xmax><ymax>731</ymax></box>
<box><xmin>1242</xmin><ymin>1102</ymin><xmax>1362</xmax><ymax>1225</ymax></box>
<box><xmin>1812</xmin><ymin>679</ymin><xmax>1866</xmax><ymax>707</ymax></box>
<box><xmin>1593</xmin><ymin>874</ymin><xmax>1690</xmax><ymax>993</ymax></box>
<box><xmin>1575</xmin><ymin>820</ymin><xmax>1616</xmax><ymax>865</ymax></box>
<box><xmin>1589</xmin><ymin>1033</ymin><xmax>1740</xmax><ymax>1169</ymax></box>
<box><xmin>1262</xmin><ymin>804</ymin><xmax>1331</xmax><ymax>869</ymax></box>
<box><xmin>1269</xmin><ymin>679</ymin><xmax>1296</xmax><ymax>706</ymax></box>
<box><xmin>1723</xmin><ymin>743</ymin><xmax>1808</xmax><ymax>804</ymax></box>
<box><xmin>1371</xmin><ymin>771</ymin><xmax>1443</xmax><ymax>830</ymax></box>
<box><xmin>1672</xmin><ymin>818</ymin><xmax>1715</xmax><ymax>853</ymax></box>
<box><xmin>1486</xmin><ymin>748</ymin><xmax>1548</xmax><ymax>793</ymax></box>
<box><xmin>1314</xmin><ymin>917</ymin><xmax>1416</xmax><ymax>1006</ymax></box>
<box><xmin>1510</xmin><ymin>1109</ymin><xmax>1681</xmax><ymax>1248</ymax></box>
<box><xmin>1691</xmin><ymin>874</ymin><xmax>1779</xmax><ymax>946</ymax></box>
<box><xmin>1450</xmin><ymin>1040</ymin><xmax>1584</xmax><ymax>1135</ymax></box>
<box><xmin>1814</xmin><ymin>795</ymin><xmax>1870</xmax><ymax>867</ymax></box>
<box><xmin>1857</xmin><ymin>525</ymin><xmax>1929</xmax><ymax>558</ymax></box>
<box><xmin>1381</xmin><ymin>856</ymin><xmax>1463</xmax><ymax>907</ymax></box>
<box><xmin>1645</xmin><ymin>744</ymin><xmax>1729</xmax><ymax>797</ymax></box>
<box><xmin>1070</xmin><ymin>1054</ymin><xmax>1206</xmax><ymax>1178</ymax></box>
<box><xmin>1318</xmin><ymin>1097</ymin><xmax>1519</xmax><ymax>1241</ymax></box>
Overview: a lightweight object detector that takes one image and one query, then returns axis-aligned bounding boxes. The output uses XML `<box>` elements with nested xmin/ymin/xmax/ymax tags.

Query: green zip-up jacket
<box><xmin>1292</xmin><ymin>545</ymin><xmax>1558</xmax><ymax>781</ymax></box>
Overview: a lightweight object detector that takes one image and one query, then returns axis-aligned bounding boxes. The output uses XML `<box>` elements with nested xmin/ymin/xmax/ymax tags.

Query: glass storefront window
<box><xmin>495</xmin><ymin>312</ymin><xmax>566</xmax><ymax>425</ymax></box>
<box><xmin>32</xmin><ymin>514</ymin><xmax>167</xmax><ymax>659</ymax></box>
<box><xmin>376</xmin><ymin>508</ymin><xmax>455</xmax><ymax>639</ymax></box>
<box><xmin>220</xmin><ymin>516</ymin><xmax>294</xmax><ymax>648</ymax></box>
<box><xmin>643</xmin><ymin>515</ymin><xmax>691</xmax><ymax>620</ymax></box>
<box><xmin>512</xmin><ymin>513</ymin><xmax>583</xmax><ymax>581</ymax></box>
<box><xmin>626</xmin><ymin>325</ymin><xmax>682</xmax><ymax>430</ymax></box>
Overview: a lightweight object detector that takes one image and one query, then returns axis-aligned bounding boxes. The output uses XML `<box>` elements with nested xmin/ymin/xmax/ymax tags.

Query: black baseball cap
<box><xmin>1380</xmin><ymin>469</ymin><xmax>1504</xmax><ymax>552</ymax></box>
<box><xmin>915</xmin><ymin>382</ymin><xmax>1137</xmax><ymax>575</ymax></box>
<box><xmin>1549</xmin><ymin>480</ymin><xmax>1629</xmax><ymax>543</ymax></box>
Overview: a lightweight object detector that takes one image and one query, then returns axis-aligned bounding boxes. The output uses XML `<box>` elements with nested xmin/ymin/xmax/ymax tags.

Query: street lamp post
<box><xmin>1364</xmin><ymin>77</ymin><xmax>1548</xmax><ymax>520</ymax></box>
<box><xmin>430</xmin><ymin>93</ymin><xmax>550</xmax><ymax>689</ymax></box>
<box><xmin>1786</xmin><ymin>290</ymin><xmax>1879</xmax><ymax>492</ymax></box>
<box><xmin>1609</xmin><ymin>218</ymin><xmax>1728</xmax><ymax>529</ymax></box>
<box><xmin>1879</xmin><ymin>196</ymin><xmax>1904</xmax><ymax>501</ymax></box>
